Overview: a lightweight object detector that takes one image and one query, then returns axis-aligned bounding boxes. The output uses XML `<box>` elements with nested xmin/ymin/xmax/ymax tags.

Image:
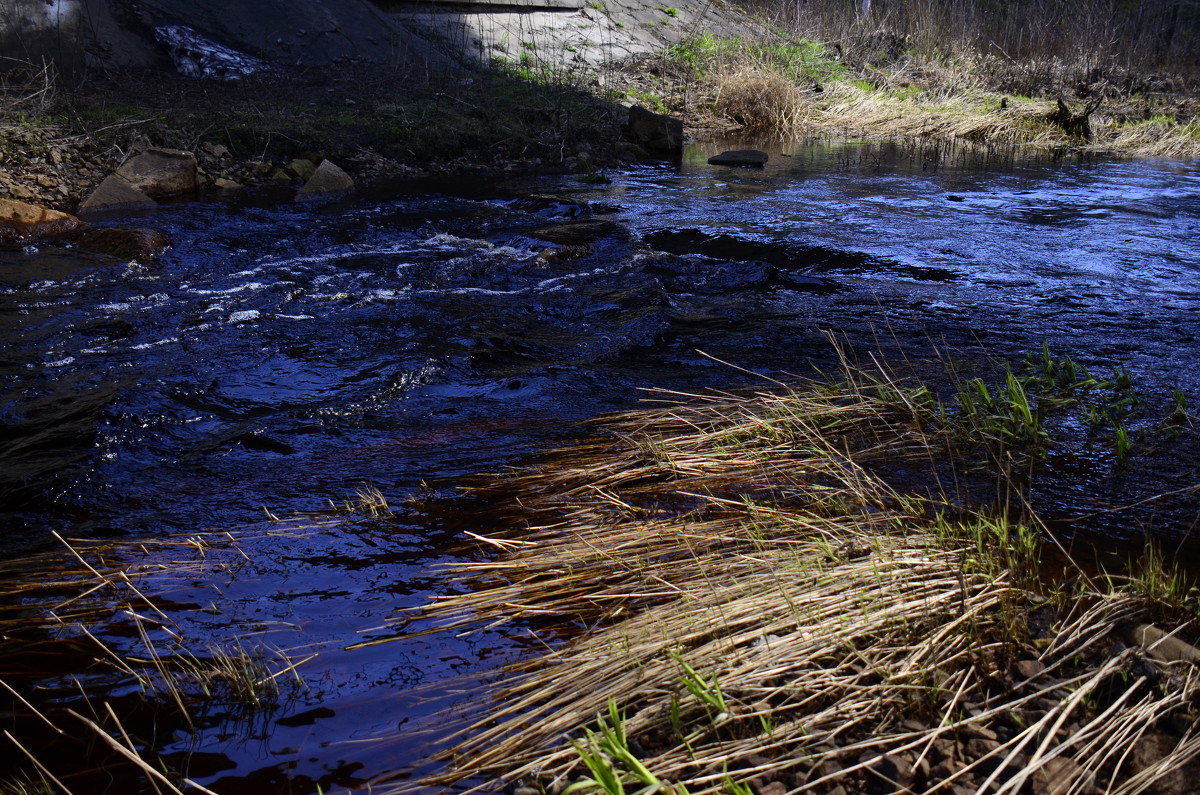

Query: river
<box><xmin>0</xmin><ymin>140</ymin><xmax>1197</xmax><ymax>792</ymax></box>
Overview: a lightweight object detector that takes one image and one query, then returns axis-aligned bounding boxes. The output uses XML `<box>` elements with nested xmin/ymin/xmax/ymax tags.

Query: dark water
<box><xmin>1</xmin><ymin>140</ymin><xmax>1198</xmax><ymax>790</ymax></box>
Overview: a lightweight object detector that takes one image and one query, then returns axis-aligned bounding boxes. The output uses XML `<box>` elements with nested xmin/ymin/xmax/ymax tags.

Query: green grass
<box><xmin>626</xmin><ymin>88</ymin><xmax>667</xmax><ymax>113</ymax></box>
<box><xmin>566</xmin><ymin>698</ymin><xmax>693</xmax><ymax>795</ymax></box>
<box><xmin>665</xmin><ymin>34</ymin><xmax>846</xmax><ymax>83</ymax></box>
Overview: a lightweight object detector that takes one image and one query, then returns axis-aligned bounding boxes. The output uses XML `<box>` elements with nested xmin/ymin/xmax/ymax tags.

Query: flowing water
<box><xmin>1</xmin><ymin>140</ymin><xmax>1198</xmax><ymax>791</ymax></box>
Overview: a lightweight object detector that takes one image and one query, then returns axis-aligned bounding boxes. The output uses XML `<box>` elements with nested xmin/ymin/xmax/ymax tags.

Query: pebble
<box><xmin>1014</xmin><ymin>658</ymin><xmax>1046</xmax><ymax>679</ymax></box>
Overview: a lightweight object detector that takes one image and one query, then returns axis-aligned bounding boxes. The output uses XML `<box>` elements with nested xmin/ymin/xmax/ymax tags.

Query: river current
<box><xmin>1</xmin><ymin>140</ymin><xmax>1198</xmax><ymax>790</ymax></box>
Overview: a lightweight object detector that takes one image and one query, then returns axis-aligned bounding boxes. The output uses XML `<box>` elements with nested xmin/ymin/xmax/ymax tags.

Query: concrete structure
<box><xmin>0</xmin><ymin>0</ymin><xmax>87</xmax><ymax>77</ymax></box>
<box><xmin>0</xmin><ymin>0</ymin><xmax>757</xmax><ymax>77</ymax></box>
<box><xmin>381</xmin><ymin>0</ymin><xmax>757</xmax><ymax>69</ymax></box>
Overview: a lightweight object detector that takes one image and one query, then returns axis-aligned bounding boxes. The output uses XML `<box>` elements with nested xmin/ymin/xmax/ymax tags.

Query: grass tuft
<box><xmin>396</xmin><ymin>342</ymin><xmax>1200</xmax><ymax>794</ymax></box>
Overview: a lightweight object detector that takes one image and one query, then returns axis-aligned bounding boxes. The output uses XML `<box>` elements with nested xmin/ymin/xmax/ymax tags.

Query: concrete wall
<box><xmin>2</xmin><ymin>0</ymin><xmax>447</xmax><ymax>77</ymax></box>
<box><xmin>0</xmin><ymin>0</ymin><xmax>87</xmax><ymax>77</ymax></box>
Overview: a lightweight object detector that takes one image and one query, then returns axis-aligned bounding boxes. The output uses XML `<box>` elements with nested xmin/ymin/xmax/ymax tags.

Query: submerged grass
<box><xmin>0</xmin><ymin>530</ymin><xmax>312</xmax><ymax>794</ymax></box>
<box><xmin>393</xmin><ymin>345</ymin><xmax>1200</xmax><ymax>794</ymax></box>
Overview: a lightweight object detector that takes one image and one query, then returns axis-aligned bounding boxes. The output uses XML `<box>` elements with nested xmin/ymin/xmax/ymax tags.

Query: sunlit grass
<box><xmin>396</xmin><ymin>340</ymin><xmax>1200</xmax><ymax>794</ymax></box>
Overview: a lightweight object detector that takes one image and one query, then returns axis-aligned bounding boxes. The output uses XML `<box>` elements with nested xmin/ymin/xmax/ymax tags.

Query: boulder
<box><xmin>295</xmin><ymin>160</ymin><xmax>355</xmax><ymax>202</ymax></box>
<box><xmin>626</xmin><ymin>105</ymin><xmax>684</xmax><ymax>154</ymax></box>
<box><xmin>0</xmin><ymin>198</ymin><xmax>85</xmax><ymax>241</ymax></box>
<box><xmin>0</xmin><ymin>198</ymin><xmax>169</xmax><ymax>263</ymax></box>
<box><xmin>285</xmin><ymin>158</ymin><xmax>318</xmax><ymax>181</ymax></box>
<box><xmin>708</xmin><ymin>149</ymin><xmax>768</xmax><ymax>167</ymax></box>
<box><xmin>113</xmin><ymin>148</ymin><xmax>198</xmax><ymax>198</ymax></box>
<box><xmin>78</xmin><ymin>175</ymin><xmax>158</xmax><ymax>215</ymax></box>
<box><xmin>72</xmin><ymin>227</ymin><xmax>172</xmax><ymax>262</ymax></box>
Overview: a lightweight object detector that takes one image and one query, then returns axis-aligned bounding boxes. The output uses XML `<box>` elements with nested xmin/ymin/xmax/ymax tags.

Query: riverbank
<box><xmin>2</xmin><ymin>25</ymin><xmax>1198</xmax><ymax>216</ymax></box>
<box><xmin>0</xmin><ymin>64</ymin><xmax>629</xmax><ymax>213</ymax></box>
<box><xmin>406</xmin><ymin>346</ymin><xmax>1200</xmax><ymax>794</ymax></box>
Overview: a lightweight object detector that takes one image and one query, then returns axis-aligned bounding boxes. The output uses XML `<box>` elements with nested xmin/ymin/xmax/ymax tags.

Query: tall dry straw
<box><xmin>714</xmin><ymin>68</ymin><xmax>811</xmax><ymax>131</ymax></box>
<box><xmin>391</xmin><ymin>355</ymin><xmax>1200</xmax><ymax>794</ymax></box>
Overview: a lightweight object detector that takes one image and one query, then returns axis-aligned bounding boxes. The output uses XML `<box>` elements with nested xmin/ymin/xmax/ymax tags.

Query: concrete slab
<box><xmin>390</xmin><ymin>0</ymin><xmax>759</xmax><ymax>69</ymax></box>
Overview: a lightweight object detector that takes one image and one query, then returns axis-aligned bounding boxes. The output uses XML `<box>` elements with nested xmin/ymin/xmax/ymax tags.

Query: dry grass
<box><xmin>631</xmin><ymin>30</ymin><xmax>1200</xmax><ymax>156</ymax></box>
<box><xmin>714</xmin><ymin>69</ymin><xmax>813</xmax><ymax>131</ymax></box>
<box><xmin>1097</xmin><ymin>116</ymin><xmax>1200</xmax><ymax>158</ymax></box>
<box><xmin>0</xmin><ymin>58</ymin><xmax>57</xmax><ymax>116</ymax></box>
<box><xmin>393</xmin><ymin>355</ymin><xmax>1200</xmax><ymax>794</ymax></box>
<box><xmin>816</xmin><ymin>83</ymin><xmax>1073</xmax><ymax>146</ymax></box>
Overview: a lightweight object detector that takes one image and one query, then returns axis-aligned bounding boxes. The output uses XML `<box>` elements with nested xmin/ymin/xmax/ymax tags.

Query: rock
<box><xmin>1031</xmin><ymin>757</ymin><xmax>1100</xmax><ymax>795</ymax></box>
<box><xmin>708</xmin><ymin>149</ymin><xmax>769</xmax><ymax>167</ymax></box>
<box><xmin>1013</xmin><ymin>658</ymin><xmax>1046</xmax><ymax>679</ymax></box>
<box><xmin>931</xmin><ymin>738</ymin><xmax>958</xmax><ymax>762</ymax></box>
<box><xmin>295</xmin><ymin>160</ymin><xmax>354</xmax><ymax>202</ymax></box>
<box><xmin>860</xmin><ymin>752</ymin><xmax>913</xmax><ymax>789</ymax></box>
<box><xmin>1122</xmin><ymin>732</ymin><xmax>1196</xmax><ymax>795</ymax></box>
<box><xmin>245</xmin><ymin>161</ymin><xmax>275</xmax><ymax>177</ymax></box>
<box><xmin>214</xmin><ymin>177</ymin><xmax>244</xmax><ymax>190</ymax></box>
<box><xmin>960</xmin><ymin>724</ymin><xmax>999</xmax><ymax>742</ymax></box>
<box><xmin>285</xmin><ymin>158</ymin><xmax>318</xmax><ymax>181</ymax></box>
<box><xmin>930</xmin><ymin>759</ymin><xmax>960</xmax><ymax>781</ymax></box>
<box><xmin>965</xmin><ymin>737</ymin><xmax>1002</xmax><ymax>758</ymax></box>
<box><xmin>78</xmin><ymin>175</ymin><xmax>158</xmax><ymax>214</ymax></box>
<box><xmin>0</xmin><ymin>198</ymin><xmax>85</xmax><ymax>241</ymax></box>
<box><xmin>626</xmin><ymin>105</ymin><xmax>684</xmax><ymax>154</ymax></box>
<box><xmin>911</xmin><ymin>754</ymin><xmax>931</xmax><ymax>785</ymax></box>
<box><xmin>1126</xmin><ymin>623</ymin><xmax>1200</xmax><ymax>664</ymax></box>
<box><xmin>1</xmin><ymin>198</ymin><xmax>169</xmax><ymax>262</ymax></box>
<box><xmin>113</xmin><ymin>148</ymin><xmax>198</xmax><ymax>198</ymax></box>
<box><xmin>72</xmin><ymin>227</ymin><xmax>172</xmax><ymax>263</ymax></box>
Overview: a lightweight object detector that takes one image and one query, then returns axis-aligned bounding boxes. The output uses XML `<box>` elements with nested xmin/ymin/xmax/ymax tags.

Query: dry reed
<box><xmin>395</xmin><ymin>357</ymin><xmax>1200</xmax><ymax>794</ymax></box>
<box><xmin>714</xmin><ymin>69</ymin><xmax>813</xmax><ymax>131</ymax></box>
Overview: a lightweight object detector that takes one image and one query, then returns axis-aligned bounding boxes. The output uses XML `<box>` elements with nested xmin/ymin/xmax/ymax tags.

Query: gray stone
<box><xmin>626</xmin><ymin>105</ymin><xmax>683</xmax><ymax>154</ymax></box>
<box><xmin>960</xmin><ymin>723</ymin><xmax>999</xmax><ymax>742</ymax></box>
<box><xmin>285</xmin><ymin>158</ymin><xmax>318</xmax><ymax>181</ymax></box>
<box><xmin>78</xmin><ymin>175</ymin><xmax>158</xmax><ymax>215</ymax></box>
<box><xmin>1014</xmin><ymin>658</ymin><xmax>1046</xmax><ymax>679</ymax></box>
<box><xmin>113</xmin><ymin>149</ymin><xmax>198</xmax><ymax>198</ymax></box>
<box><xmin>296</xmin><ymin>159</ymin><xmax>355</xmax><ymax>201</ymax></box>
<box><xmin>708</xmin><ymin>149</ymin><xmax>769</xmax><ymax>167</ymax></box>
<box><xmin>965</xmin><ymin>737</ymin><xmax>1002</xmax><ymax>758</ymax></box>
